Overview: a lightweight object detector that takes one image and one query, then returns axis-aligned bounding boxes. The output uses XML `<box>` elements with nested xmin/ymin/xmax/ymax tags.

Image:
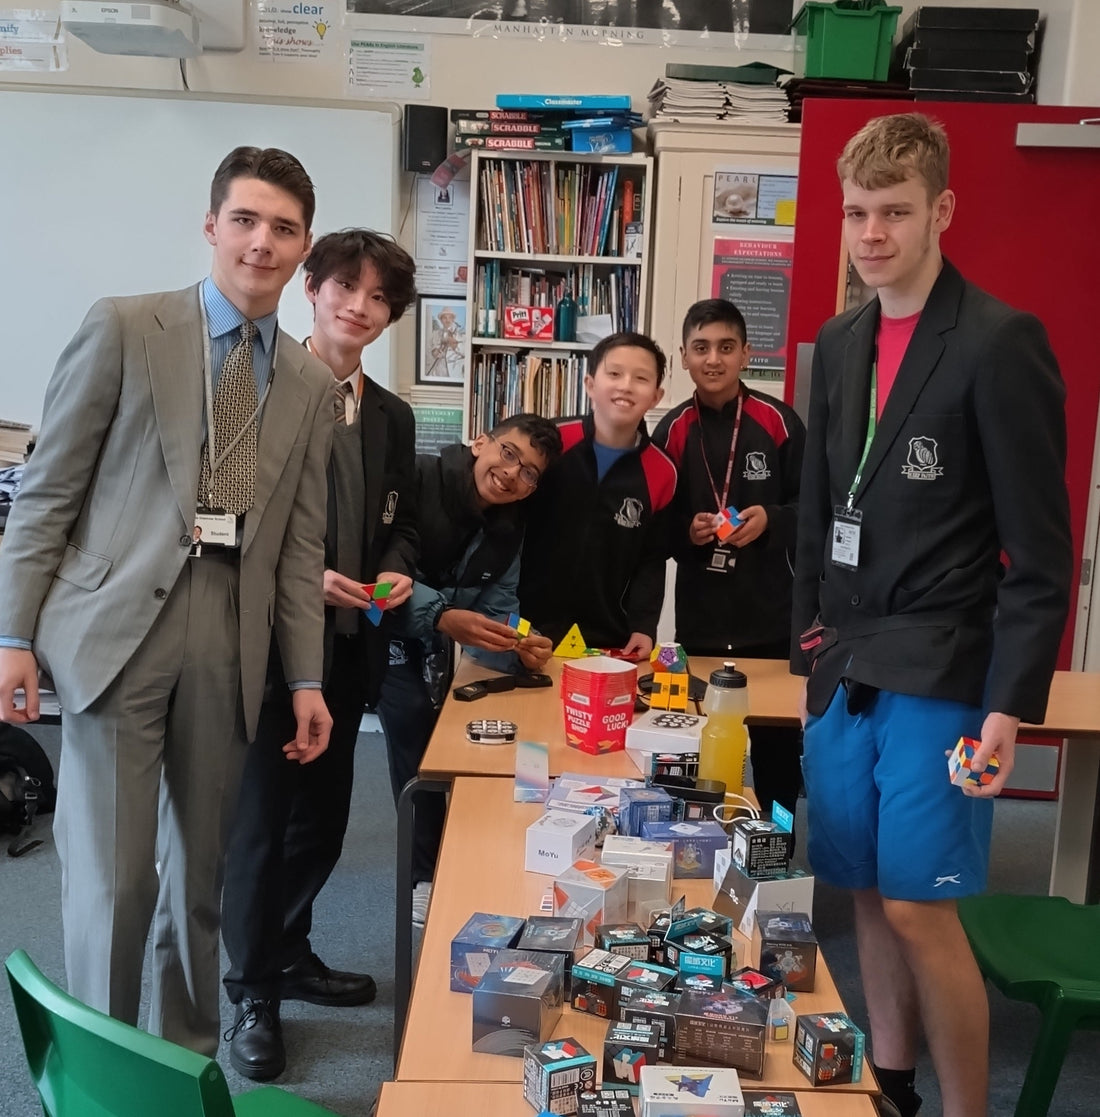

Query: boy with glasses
<box><xmin>379</xmin><ymin>413</ymin><xmax>562</xmax><ymax>924</ymax></box>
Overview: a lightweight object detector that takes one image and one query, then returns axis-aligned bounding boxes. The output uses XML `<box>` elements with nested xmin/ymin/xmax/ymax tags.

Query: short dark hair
<box><xmin>681</xmin><ymin>299</ymin><xmax>748</xmax><ymax>347</ymax></box>
<box><xmin>491</xmin><ymin>412</ymin><xmax>563</xmax><ymax>467</ymax></box>
<box><xmin>588</xmin><ymin>331</ymin><xmax>667</xmax><ymax>386</ymax></box>
<box><xmin>210</xmin><ymin>146</ymin><xmax>316</xmax><ymax>231</ymax></box>
<box><xmin>304</xmin><ymin>229</ymin><xmax>418</xmax><ymax>322</ymax></box>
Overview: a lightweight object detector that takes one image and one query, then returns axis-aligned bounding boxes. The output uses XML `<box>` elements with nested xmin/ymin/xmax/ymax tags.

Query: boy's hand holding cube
<box><xmin>947</xmin><ymin>736</ymin><xmax>1000</xmax><ymax>788</ymax></box>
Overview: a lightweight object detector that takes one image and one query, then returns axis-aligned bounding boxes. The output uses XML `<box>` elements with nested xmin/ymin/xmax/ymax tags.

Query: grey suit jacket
<box><xmin>0</xmin><ymin>285</ymin><xmax>334</xmax><ymax>739</ymax></box>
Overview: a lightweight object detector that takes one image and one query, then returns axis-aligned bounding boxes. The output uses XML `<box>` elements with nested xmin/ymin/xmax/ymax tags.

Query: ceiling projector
<box><xmin>61</xmin><ymin>0</ymin><xmax>202</xmax><ymax>58</ymax></box>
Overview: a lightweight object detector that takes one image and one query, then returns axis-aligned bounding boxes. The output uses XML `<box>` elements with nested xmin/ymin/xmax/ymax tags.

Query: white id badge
<box><xmin>194</xmin><ymin>511</ymin><xmax>237</xmax><ymax>546</ymax></box>
<box><xmin>831</xmin><ymin>507</ymin><xmax>862</xmax><ymax>570</ymax></box>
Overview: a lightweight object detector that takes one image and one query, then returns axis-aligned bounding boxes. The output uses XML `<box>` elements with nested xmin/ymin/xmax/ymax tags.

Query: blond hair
<box><xmin>837</xmin><ymin>113</ymin><xmax>949</xmax><ymax>199</ymax></box>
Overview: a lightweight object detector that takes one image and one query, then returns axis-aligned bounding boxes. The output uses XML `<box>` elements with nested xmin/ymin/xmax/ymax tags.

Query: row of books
<box><xmin>469</xmin><ymin>351</ymin><xmax>589</xmax><ymax>437</ymax></box>
<box><xmin>471</xmin><ymin>261</ymin><xmax>641</xmax><ymax>337</ymax></box>
<box><xmin>477</xmin><ymin>157</ymin><xmax>639</xmax><ymax>258</ymax></box>
<box><xmin>898</xmin><ymin>6</ymin><xmax>1040</xmax><ymax>102</ymax></box>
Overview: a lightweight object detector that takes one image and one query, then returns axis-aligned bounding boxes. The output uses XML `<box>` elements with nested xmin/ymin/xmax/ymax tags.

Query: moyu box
<box><xmin>471</xmin><ymin>949</ymin><xmax>564</xmax><ymax>1057</ymax></box>
<box><xmin>618</xmin><ymin>986</ymin><xmax>680</xmax><ymax>1060</ymax></box>
<box><xmin>561</xmin><ymin>657</ymin><xmax>638</xmax><ymax>755</ymax></box>
<box><xmin>603</xmin><ymin>1022</ymin><xmax>661</xmax><ymax>1094</ymax></box>
<box><xmin>516</xmin><ymin>916</ymin><xmax>585</xmax><ymax>996</ymax></box>
<box><xmin>553</xmin><ymin>860</ymin><xmax>629</xmax><ymax>944</ymax></box>
<box><xmin>547</xmin><ymin>773</ymin><xmax>646</xmax><ymax>821</ymax></box>
<box><xmin>596</xmin><ymin>922</ymin><xmax>651</xmax><ymax>959</ymax></box>
<box><xmin>449</xmin><ymin>912</ymin><xmax>525</xmax><ymax>992</ymax></box>
<box><xmin>713</xmin><ymin>851</ymin><xmax>816</xmax><ymax>939</ymax></box>
<box><xmin>523</xmin><ymin>1037</ymin><xmax>597</xmax><ymax>1115</ymax></box>
<box><xmin>672</xmin><ymin>988</ymin><xmax>768</xmax><ymax>1079</ymax></box>
<box><xmin>570</xmin><ymin>947</ymin><xmax>633</xmax><ymax>1018</ymax></box>
<box><xmin>600</xmin><ymin>835</ymin><xmax>674</xmax><ymax>921</ymax></box>
<box><xmin>526</xmin><ymin>810</ymin><xmax>598</xmax><ymax>875</ymax></box>
<box><xmin>578</xmin><ymin>1088</ymin><xmax>636</xmax><ymax>1117</ymax></box>
<box><xmin>639</xmin><ymin>1065</ymin><xmax>746</xmax><ymax>1117</ymax></box>
<box><xmin>619</xmin><ymin>785</ymin><xmax>676</xmax><ymax>838</ymax></box>
<box><xmin>640</xmin><ymin>819</ymin><xmax>728</xmax><ymax>879</ymax></box>
<box><xmin>753</xmin><ymin>911</ymin><xmax>817</xmax><ymax>993</ymax></box>
<box><xmin>731</xmin><ymin>818</ymin><xmax>794</xmax><ymax>880</ymax></box>
<box><xmin>792</xmin><ymin>1012</ymin><xmax>865</xmax><ymax>1086</ymax></box>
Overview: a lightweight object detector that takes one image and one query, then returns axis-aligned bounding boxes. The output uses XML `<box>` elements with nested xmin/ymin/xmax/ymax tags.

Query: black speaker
<box><xmin>403</xmin><ymin>105</ymin><xmax>448</xmax><ymax>174</ymax></box>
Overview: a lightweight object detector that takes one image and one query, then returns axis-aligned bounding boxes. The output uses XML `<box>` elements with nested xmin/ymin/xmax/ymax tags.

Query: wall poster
<box><xmin>345</xmin><ymin>0</ymin><xmax>796</xmax><ymax>49</ymax></box>
<box><xmin>711</xmin><ymin>237</ymin><xmax>793</xmax><ymax>383</ymax></box>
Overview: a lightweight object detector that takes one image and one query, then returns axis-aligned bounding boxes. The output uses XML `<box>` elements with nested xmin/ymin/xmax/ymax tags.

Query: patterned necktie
<box><xmin>198</xmin><ymin>320</ymin><xmax>259</xmax><ymax>515</ymax></box>
<box><xmin>335</xmin><ymin>378</ymin><xmax>354</xmax><ymax>426</ymax></box>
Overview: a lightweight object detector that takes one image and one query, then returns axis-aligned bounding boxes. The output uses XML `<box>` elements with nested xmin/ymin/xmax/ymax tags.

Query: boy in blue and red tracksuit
<box><xmin>519</xmin><ymin>331</ymin><xmax>676</xmax><ymax>663</ymax></box>
<box><xmin>652</xmin><ymin>299</ymin><xmax>805</xmax><ymax>816</ymax></box>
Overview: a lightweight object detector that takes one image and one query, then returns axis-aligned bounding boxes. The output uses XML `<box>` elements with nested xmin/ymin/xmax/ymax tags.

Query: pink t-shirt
<box><xmin>876</xmin><ymin>311</ymin><xmax>921</xmax><ymax>419</ymax></box>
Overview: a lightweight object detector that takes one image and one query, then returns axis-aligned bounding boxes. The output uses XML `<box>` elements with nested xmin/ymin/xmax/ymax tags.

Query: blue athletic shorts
<box><xmin>801</xmin><ymin>686</ymin><xmax>993</xmax><ymax>901</ymax></box>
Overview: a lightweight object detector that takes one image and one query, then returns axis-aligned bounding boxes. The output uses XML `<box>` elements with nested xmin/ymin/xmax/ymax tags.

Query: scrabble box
<box><xmin>639</xmin><ymin>1065</ymin><xmax>746</xmax><ymax>1117</ymax></box>
<box><xmin>619</xmin><ymin>785</ymin><xmax>676</xmax><ymax>838</ymax></box>
<box><xmin>449</xmin><ymin>912</ymin><xmax>525</xmax><ymax>992</ymax></box>
<box><xmin>753</xmin><ymin>911</ymin><xmax>818</xmax><ymax>993</ymax></box>
<box><xmin>571</xmin><ymin>947</ymin><xmax>632</xmax><ymax>1018</ymax></box>
<box><xmin>673</xmin><ymin>989</ymin><xmax>768</xmax><ymax>1079</ymax></box>
<box><xmin>523</xmin><ymin>1037</ymin><xmax>597</xmax><ymax>1115</ymax></box>
<box><xmin>792</xmin><ymin>1012</ymin><xmax>865</xmax><ymax>1086</ymax></box>
<box><xmin>640</xmin><ymin>818</ymin><xmax>728</xmax><ymax>878</ymax></box>
<box><xmin>471</xmin><ymin>950</ymin><xmax>564</xmax><ymax>1057</ymax></box>
<box><xmin>596</xmin><ymin>922</ymin><xmax>651</xmax><ymax>959</ymax></box>
<box><xmin>553</xmin><ymin>861</ymin><xmax>629</xmax><ymax>945</ymax></box>
<box><xmin>600</xmin><ymin>834</ymin><xmax>674</xmax><ymax>922</ymax></box>
<box><xmin>604</xmin><ymin>1022</ymin><xmax>661</xmax><ymax>1094</ymax></box>
<box><xmin>516</xmin><ymin>916</ymin><xmax>585</xmax><ymax>996</ymax></box>
<box><xmin>618</xmin><ymin>986</ymin><xmax>680</xmax><ymax>1060</ymax></box>
<box><xmin>525</xmin><ymin>810</ymin><xmax>598</xmax><ymax>875</ymax></box>
<box><xmin>731</xmin><ymin>818</ymin><xmax>794</xmax><ymax>879</ymax></box>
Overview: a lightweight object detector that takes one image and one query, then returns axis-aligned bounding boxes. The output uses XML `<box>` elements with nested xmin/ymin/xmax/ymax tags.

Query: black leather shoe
<box><xmin>281</xmin><ymin>951</ymin><xmax>377</xmax><ymax>1007</ymax></box>
<box><xmin>225</xmin><ymin>998</ymin><xmax>285</xmax><ymax>1081</ymax></box>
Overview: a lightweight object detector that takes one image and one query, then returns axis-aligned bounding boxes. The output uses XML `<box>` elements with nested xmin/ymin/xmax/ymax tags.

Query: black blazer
<box><xmin>792</xmin><ymin>260</ymin><xmax>1072</xmax><ymax>723</ymax></box>
<box><xmin>321</xmin><ymin>375</ymin><xmax>419</xmax><ymax>705</ymax></box>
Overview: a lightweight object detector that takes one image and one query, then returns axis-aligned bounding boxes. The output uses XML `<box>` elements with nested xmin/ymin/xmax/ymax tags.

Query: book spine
<box><xmin>496</xmin><ymin>94</ymin><xmax>632</xmax><ymax>110</ymax></box>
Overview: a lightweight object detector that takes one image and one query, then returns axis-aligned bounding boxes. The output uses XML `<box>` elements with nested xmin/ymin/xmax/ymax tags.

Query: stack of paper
<box><xmin>0</xmin><ymin>420</ymin><xmax>32</xmax><ymax>466</ymax></box>
<box><xmin>647</xmin><ymin>77</ymin><xmax>789</xmax><ymax>124</ymax></box>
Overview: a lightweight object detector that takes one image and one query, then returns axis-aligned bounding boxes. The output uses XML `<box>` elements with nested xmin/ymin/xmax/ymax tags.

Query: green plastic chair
<box><xmin>957</xmin><ymin>893</ymin><xmax>1100</xmax><ymax>1117</ymax></box>
<box><xmin>5</xmin><ymin>950</ymin><xmax>342</xmax><ymax>1117</ymax></box>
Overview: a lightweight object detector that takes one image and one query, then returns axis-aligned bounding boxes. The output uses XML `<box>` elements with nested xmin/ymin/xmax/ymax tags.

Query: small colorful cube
<box><xmin>947</xmin><ymin>736</ymin><xmax>1000</xmax><ymax>787</ymax></box>
<box><xmin>507</xmin><ymin>612</ymin><xmax>532</xmax><ymax>638</ymax></box>
<box><xmin>714</xmin><ymin>506</ymin><xmax>743</xmax><ymax>543</ymax></box>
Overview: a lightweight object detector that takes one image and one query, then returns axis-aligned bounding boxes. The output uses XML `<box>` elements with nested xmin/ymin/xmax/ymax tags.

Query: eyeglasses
<box><xmin>489</xmin><ymin>434</ymin><xmax>541</xmax><ymax>489</ymax></box>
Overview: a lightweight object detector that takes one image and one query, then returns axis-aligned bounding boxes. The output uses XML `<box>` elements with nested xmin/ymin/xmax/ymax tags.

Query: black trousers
<box><xmin>221</xmin><ymin>637</ymin><xmax>369</xmax><ymax>1003</ymax></box>
<box><xmin>376</xmin><ymin>643</ymin><xmax>446</xmax><ymax>886</ymax></box>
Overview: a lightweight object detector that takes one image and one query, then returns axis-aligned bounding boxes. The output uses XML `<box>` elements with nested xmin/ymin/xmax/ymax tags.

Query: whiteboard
<box><xmin>0</xmin><ymin>87</ymin><xmax>397</xmax><ymax>424</ymax></box>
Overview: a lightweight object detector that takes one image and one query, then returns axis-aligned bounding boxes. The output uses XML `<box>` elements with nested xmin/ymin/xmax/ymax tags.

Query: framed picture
<box><xmin>417</xmin><ymin>296</ymin><xmax>467</xmax><ymax>384</ymax></box>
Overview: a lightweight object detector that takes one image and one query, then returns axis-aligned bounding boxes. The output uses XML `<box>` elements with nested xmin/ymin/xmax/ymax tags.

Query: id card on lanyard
<box><xmin>699</xmin><ymin>390</ymin><xmax>743</xmax><ymax>575</ymax></box>
<box><xmin>831</xmin><ymin>362</ymin><xmax>877</xmax><ymax>571</ymax></box>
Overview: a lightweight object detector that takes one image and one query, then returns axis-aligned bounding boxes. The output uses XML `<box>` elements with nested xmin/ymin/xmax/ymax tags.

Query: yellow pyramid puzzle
<box><xmin>553</xmin><ymin>623</ymin><xmax>589</xmax><ymax>659</ymax></box>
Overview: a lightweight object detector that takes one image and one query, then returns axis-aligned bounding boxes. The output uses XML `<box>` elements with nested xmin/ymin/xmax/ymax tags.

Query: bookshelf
<box><xmin>462</xmin><ymin>149</ymin><xmax>654</xmax><ymax>439</ymax></box>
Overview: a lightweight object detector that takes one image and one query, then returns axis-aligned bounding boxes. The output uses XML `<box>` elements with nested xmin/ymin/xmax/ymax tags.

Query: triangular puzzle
<box><xmin>361</xmin><ymin>581</ymin><xmax>393</xmax><ymax>627</ymax></box>
<box><xmin>553</xmin><ymin>623</ymin><xmax>589</xmax><ymax>658</ymax></box>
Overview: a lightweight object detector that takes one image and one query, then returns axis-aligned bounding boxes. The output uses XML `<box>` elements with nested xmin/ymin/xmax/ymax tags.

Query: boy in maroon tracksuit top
<box><xmin>652</xmin><ymin>299</ymin><xmax>806</xmax><ymax>816</ymax></box>
<box><xmin>519</xmin><ymin>331</ymin><xmax>676</xmax><ymax>663</ymax></box>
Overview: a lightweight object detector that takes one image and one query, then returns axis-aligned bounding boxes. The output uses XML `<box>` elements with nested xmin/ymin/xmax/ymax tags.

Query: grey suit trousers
<box><xmin>54</xmin><ymin>552</ymin><xmax>247</xmax><ymax>1056</ymax></box>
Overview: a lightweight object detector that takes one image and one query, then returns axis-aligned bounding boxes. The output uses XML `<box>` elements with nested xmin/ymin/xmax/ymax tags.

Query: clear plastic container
<box><xmin>698</xmin><ymin>661</ymin><xmax>749</xmax><ymax>798</ymax></box>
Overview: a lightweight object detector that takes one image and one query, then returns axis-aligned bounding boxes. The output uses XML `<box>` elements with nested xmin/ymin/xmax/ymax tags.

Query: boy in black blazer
<box><xmin>791</xmin><ymin>114</ymin><xmax>1072</xmax><ymax>1117</ymax></box>
<box><xmin>221</xmin><ymin>230</ymin><xmax>419</xmax><ymax>1080</ymax></box>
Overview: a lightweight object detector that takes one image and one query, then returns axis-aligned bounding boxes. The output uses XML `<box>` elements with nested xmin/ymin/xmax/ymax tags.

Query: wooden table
<box><xmin>396</xmin><ymin>777</ymin><xmax>877</xmax><ymax>1098</ymax></box>
<box><xmin>376</xmin><ymin>1080</ymin><xmax>879</xmax><ymax>1116</ymax></box>
<box><xmin>419</xmin><ymin>656</ymin><xmax>801</xmax><ymax>781</ymax></box>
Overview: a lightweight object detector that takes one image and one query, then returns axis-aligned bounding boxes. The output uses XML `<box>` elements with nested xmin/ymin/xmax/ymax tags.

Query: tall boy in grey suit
<box><xmin>0</xmin><ymin>147</ymin><xmax>334</xmax><ymax>1057</ymax></box>
<box><xmin>792</xmin><ymin>114</ymin><xmax>1072</xmax><ymax>1117</ymax></box>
